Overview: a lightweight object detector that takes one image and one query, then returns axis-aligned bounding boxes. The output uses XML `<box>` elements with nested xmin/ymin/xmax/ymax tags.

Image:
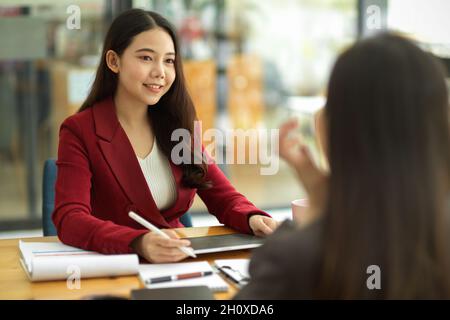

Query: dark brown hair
<box><xmin>79</xmin><ymin>9</ymin><xmax>210</xmax><ymax>189</ymax></box>
<box><xmin>316</xmin><ymin>33</ymin><xmax>450</xmax><ymax>299</ymax></box>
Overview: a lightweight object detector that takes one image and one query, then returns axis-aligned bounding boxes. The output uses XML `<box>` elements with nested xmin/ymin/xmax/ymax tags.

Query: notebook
<box><xmin>185</xmin><ymin>234</ymin><xmax>265</xmax><ymax>254</ymax></box>
<box><xmin>131</xmin><ymin>286</ymin><xmax>214</xmax><ymax>300</ymax></box>
<box><xmin>214</xmin><ymin>259</ymin><xmax>250</xmax><ymax>288</ymax></box>
<box><xmin>138</xmin><ymin>261</ymin><xmax>229</xmax><ymax>292</ymax></box>
<box><xmin>19</xmin><ymin>241</ymin><xmax>139</xmax><ymax>281</ymax></box>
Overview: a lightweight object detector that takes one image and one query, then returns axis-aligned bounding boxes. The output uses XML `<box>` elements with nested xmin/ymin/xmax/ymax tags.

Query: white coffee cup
<box><xmin>291</xmin><ymin>198</ymin><xmax>309</xmax><ymax>223</ymax></box>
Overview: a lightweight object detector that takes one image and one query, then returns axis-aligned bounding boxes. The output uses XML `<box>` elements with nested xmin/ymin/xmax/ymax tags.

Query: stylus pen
<box><xmin>145</xmin><ymin>271</ymin><xmax>213</xmax><ymax>284</ymax></box>
<box><xmin>128</xmin><ymin>211</ymin><xmax>197</xmax><ymax>258</ymax></box>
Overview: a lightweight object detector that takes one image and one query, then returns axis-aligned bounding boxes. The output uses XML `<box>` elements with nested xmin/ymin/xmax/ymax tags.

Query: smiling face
<box><xmin>106</xmin><ymin>27</ymin><xmax>176</xmax><ymax>107</ymax></box>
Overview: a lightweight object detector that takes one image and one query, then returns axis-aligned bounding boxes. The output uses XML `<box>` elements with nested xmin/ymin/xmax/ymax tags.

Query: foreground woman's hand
<box><xmin>131</xmin><ymin>230</ymin><xmax>192</xmax><ymax>263</ymax></box>
<box><xmin>279</xmin><ymin>118</ymin><xmax>329</xmax><ymax>219</ymax></box>
<box><xmin>249</xmin><ymin>215</ymin><xmax>280</xmax><ymax>237</ymax></box>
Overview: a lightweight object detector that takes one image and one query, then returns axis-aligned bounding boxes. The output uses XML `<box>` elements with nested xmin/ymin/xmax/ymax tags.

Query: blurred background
<box><xmin>0</xmin><ymin>0</ymin><xmax>449</xmax><ymax>236</ymax></box>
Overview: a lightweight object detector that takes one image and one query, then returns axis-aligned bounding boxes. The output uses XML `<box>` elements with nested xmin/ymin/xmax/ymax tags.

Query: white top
<box><xmin>137</xmin><ymin>142</ymin><xmax>177</xmax><ymax>211</ymax></box>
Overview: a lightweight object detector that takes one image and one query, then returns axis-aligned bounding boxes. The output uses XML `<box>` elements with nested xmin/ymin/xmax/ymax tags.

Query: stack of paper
<box><xmin>19</xmin><ymin>241</ymin><xmax>139</xmax><ymax>282</ymax></box>
<box><xmin>139</xmin><ymin>261</ymin><xmax>229</xmax><ymax>292</ymax></box>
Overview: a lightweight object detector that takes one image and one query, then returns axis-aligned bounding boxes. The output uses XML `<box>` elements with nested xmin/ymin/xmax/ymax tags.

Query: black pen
<box><xmin>218</xmin><ymin>266</ymin><xmax>249</xmax><ymax>286</ymax></box>
<box><xmin>146</xmin><ymin>271</ymin><xmax>213</xmax><ymax>284</ymax></box>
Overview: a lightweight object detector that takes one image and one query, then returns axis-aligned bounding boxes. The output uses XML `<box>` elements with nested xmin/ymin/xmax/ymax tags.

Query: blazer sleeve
<box><xmin>52</xmin><ymin>117</ymin><xmax>147</xmax><ymax>254</ymax></box>
<box><xmin>197</xmin><ymin>157</ymin><xmax>271</xmax><ymax>234</ymax></box>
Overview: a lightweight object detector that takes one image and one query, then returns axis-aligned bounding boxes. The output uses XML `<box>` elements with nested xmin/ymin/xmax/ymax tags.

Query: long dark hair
<box><xmin>79</xmin><ymin>9</ymin><xmax>211</xmax><ymax>189</ymax></box>
<box><xmin>316</xmin><ymin>33</ymin><xmax>450</xmax><ymax>298</ymax></box>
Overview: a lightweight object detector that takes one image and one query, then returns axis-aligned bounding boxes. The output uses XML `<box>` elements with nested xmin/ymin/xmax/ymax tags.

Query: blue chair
<box><xmin>42</xmin><ymin>159</ymin><xmax>193</xmax><ymax>236</ymax></box>
<box><xmin>42</xmin><ymin>159</ymin><xmax>58</xmax><ymax>236</ymax></box>
<box><xmin>180</xmin><ymin>209</ymin><xmax>193</xmax><ymax>228</ymax></box>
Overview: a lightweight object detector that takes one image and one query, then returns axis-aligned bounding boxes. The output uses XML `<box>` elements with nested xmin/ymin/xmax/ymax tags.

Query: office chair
<box><xmin>42</xmin><ymin>159</ymin><xmax>58</xmax><ymax>236</ymax></box>
<box><xmin>42</xmin><ymin>159</ymin><xmax>193</xmax><ymax>236</ymax></box>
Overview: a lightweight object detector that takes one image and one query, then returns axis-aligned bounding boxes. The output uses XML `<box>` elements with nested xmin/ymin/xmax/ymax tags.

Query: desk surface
<box><xmin>0</xmin><ymin>226</ymin><xmax>251</xmax><ymax>300</ymax></box>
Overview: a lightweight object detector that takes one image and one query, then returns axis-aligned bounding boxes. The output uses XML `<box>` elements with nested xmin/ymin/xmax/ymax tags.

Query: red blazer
<box><xmin>53</xmin><ymin>97</ymin><xmax>269</xmax><ymax>254</ymax></box>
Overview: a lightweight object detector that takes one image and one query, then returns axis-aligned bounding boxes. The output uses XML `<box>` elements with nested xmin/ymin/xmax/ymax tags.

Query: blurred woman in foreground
<box><xmin>236</xmin><ymin>33</ymin><xmax>450</xmax><ymax>299</ymax></box>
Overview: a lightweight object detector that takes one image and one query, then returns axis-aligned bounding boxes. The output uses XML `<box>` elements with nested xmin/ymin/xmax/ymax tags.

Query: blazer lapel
<box><xmin>92</xmin><ymin>97</ymin><xmax>170</xmax><ymax>228</ymax></box>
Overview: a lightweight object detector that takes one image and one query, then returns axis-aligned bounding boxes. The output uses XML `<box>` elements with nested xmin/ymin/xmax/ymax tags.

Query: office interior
<box><xmin>0</xmin><ymin>0</ymin><xmax>449</xmax><ymax>238</ymax></box>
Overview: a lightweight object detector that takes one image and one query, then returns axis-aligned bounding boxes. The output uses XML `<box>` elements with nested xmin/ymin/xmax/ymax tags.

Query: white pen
<box><xmin>128</xmin><ymin>211</ymin><xmax>197</xmax><ymax>258</ymax></box>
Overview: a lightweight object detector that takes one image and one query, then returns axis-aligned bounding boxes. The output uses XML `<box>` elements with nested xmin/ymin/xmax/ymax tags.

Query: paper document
<box><xmin>214</xmin><ymin>259</ymin><xmax>250</xmax><ymax>288</ymax></box>
<box><xmin>139</xmin><ymin>261</ymin><xmax>229</xmax><ymax>292</ymax></box>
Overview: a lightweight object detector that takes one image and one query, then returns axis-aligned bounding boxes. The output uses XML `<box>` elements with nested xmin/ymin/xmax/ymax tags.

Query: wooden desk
<box><xmin>0</xmin><ymin>226</ymin><xmax>251</xmax><ymax>300</ymax></box>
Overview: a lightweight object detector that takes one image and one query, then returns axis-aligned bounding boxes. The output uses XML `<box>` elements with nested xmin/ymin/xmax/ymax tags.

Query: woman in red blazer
<box><xmin>53</xmin><ymin>9</ymin><xmax>278</xmax><ymax>263</ymax></box>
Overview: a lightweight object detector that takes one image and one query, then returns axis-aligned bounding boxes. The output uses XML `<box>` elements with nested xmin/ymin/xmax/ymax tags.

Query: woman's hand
<box><xmin>131</xmin><ymin>230</ymin><xmax>192</xmax><ymax>263</ymax></box>
<box><xmin>249</xmin><ymin>215</ymin><xmax>280</xmax><ymax>237</ymax></box>
<box><xmin>279</xmin><ymin>117</ymin><xmax>329</xmax><ymax>220</ymax></box>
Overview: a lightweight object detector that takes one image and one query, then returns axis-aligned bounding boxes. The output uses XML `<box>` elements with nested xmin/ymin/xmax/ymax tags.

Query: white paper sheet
<box><xmin>139</xmin><ymin>261</ymin><xmax>229</xmax><ymax>292</ymax></box>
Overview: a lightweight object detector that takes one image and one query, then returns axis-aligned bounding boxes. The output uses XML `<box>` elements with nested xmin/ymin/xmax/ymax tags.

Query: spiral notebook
<box><xmin>138</xmin><ymin>261</ymin><xmax>229</xmax><ymax>293</ymax></box>
<box><xmin>214</xmin><ymin>259</ymin><xmax>250</xmax><ymax>288</ymax></box>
